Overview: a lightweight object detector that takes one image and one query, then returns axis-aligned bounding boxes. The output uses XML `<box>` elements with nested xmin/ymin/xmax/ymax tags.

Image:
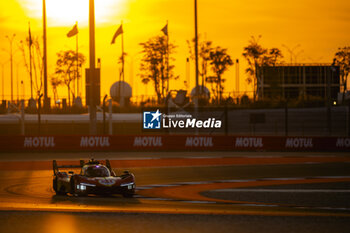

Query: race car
<box><xmin>52</xmin><ymin>159</ymin><xmax>135</xmax><ymax>197</ymax></box>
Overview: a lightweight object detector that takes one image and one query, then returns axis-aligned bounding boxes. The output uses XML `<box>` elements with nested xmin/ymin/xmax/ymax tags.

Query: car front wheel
<box><xmin>70</xmin><ymin>178</ymin><xmax>87</xmax><ymax>197</ymax></box>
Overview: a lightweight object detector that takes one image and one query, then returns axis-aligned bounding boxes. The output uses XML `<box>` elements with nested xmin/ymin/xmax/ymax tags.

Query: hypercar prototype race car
<box><xmin>53</xmin><ymin>159</ymin><xmax>135</xmax><ymax>197</ymax></box>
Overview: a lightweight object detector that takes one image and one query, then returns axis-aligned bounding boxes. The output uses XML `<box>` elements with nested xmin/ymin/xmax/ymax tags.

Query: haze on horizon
<box><xmin>0</xmin><ymin>0</ymin><xmax>349</xmax><ymax>101</ymax></box>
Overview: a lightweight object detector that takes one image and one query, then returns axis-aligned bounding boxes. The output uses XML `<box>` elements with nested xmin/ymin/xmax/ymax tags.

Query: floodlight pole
<box><xmin>43</xmin><ymin>0</ymin><xmax>48</xmax><ymax>111</ymax></box>
<box><xmin>89</xmin><ymin>0</ymin><xmax>97</xmax><ymax>135</ymax></box>
<box><xmin>5</xmin><ymin>34</ymin><xmax>16</xmax><ymax>103</ymax></box>
<box><xmin>194</xmin><ymin>0</ymin><xmax>199</xmax><ymax>107</ymax></box>
<box><xmin>282</xmin><ymin>44</ymin><xmax>301</xmax><ymax>64</ymax></box>
<box><xmin>38</xmin><ymin>93</ymin><xmax>43</xmax><ymax>134</ymax></box>
<box><xmin>103</xmin><ymin>94</ymin><xmax>108</xmax><ymax>135</ymax></box>
<box><xmin>194</xmin><ymin>0</ymin><xmax>199</xmax><ymax>135</ymax></box>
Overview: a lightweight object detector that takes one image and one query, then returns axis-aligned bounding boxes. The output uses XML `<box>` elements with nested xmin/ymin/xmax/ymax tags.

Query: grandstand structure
<box><xmin>257</xmin><ymin>64</ymin><xmax>341</xmax><ymax>100</ymax></box>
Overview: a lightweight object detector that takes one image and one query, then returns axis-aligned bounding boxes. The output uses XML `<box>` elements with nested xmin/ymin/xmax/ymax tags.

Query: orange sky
<box><xmin>0</xmin><ymin>0</ymin><xmax>349</xmax><ymax>102</ymax></box>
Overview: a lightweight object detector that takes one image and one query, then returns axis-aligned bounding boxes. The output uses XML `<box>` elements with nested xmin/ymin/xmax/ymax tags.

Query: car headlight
<box><xmin>77</xmin><ymin>183</ymin><xmax>96</xmax><ymax>191</ymax></box>
<box><xmin>77</xmin><ymin>184</ymin><xmax>86</xmax><ymax>190</ymax></box>
<box><xmin>121</xmin><ymin>182</ymin><xmax>135</xmax><ymax>189</ymax></box>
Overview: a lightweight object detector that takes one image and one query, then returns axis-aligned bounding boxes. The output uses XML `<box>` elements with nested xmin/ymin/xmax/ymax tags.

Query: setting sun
<box><xmin>19</xmin><ymin>0</ymin><xmax>124</xmax><ymax>26</ymax></box>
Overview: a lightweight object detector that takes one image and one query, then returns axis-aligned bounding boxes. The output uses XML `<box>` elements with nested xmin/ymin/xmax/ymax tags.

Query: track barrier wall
<box><xmin>0</xmin><ymin>135</ymin><xmax>349</xmax><ymax>152</ymax></box>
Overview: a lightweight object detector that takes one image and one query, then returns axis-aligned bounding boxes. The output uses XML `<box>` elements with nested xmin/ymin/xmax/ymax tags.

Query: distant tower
<box><xmin>190</xmin><ymin>85</ymin><xmax>210</xmax><ymax>100</ymax></box>
<box><xmin>110</xmin><ymin>81</ymin><xmax>132</xmax><ymax>107</ymax></box>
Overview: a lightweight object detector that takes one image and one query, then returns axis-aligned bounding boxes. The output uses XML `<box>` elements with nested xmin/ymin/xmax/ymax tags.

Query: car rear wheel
<box><xmin>53</xmin><ymin>178</ymin><xmax>57</xmax><ymax>192</ymax></box>
<box><xmin>70</xmin><ymin>178</ymin><xmax>77</xmax><ymax>195</ymax></box>
<box><xmin>53</xmin><ymin>177</ymin><xmax>66</xmax><ymax>195</ymax></box>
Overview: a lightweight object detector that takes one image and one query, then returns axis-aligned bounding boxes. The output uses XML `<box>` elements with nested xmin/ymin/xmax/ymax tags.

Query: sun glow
<box><xmin>19</xmin><ymin>0</ymin><xmax>124</xmax><ymax>26</ymax></box>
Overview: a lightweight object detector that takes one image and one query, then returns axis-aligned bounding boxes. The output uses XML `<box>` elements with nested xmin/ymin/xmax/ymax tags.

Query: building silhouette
<box><xmin>257</xmin><ymin>64</ymin><xmax>340</xmax><ymax>100</ymax></box>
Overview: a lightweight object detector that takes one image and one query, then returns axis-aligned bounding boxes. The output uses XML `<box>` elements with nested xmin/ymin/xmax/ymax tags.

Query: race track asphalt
<box><xmin>0</xmin><ymin>151</ymin><xmax>350</xmax><ymax>233</ymax></box>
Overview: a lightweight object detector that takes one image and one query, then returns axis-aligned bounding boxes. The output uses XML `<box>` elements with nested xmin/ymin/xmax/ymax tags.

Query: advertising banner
<box><xmin>0</xmin><ymin>135</ymin><xmax>349</xmax><ymax>152</ymax></box>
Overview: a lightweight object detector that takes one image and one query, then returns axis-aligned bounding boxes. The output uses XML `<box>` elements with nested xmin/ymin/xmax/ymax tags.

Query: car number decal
<box><xmin>98</xmin><ymin>178</ymin><xmax>116</xmax><ymax>186</ymax></box>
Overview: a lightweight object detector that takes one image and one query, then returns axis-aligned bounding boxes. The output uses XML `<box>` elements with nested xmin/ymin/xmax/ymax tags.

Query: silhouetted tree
<box><xmin>19</xmin><ymin>36</ymin><xmax>43</xmax><ymax>98</ymax></box>
<box><xmin>206</xmin><ymin>47</ymin><xmax>233</xmax><ymax>103</ymax></box>
<box><xmin>242</xmin><ymin>36</ymin><xmax>283</xmax><ymax>100</ymax></box>
<box><xmin>187</xmin><ymin>37</ymin><xmax>213</xmax><ymax>90</ymax></box>
<box><xmin>333</xmin><ymin>46</ymin><xmax>350</xmax><ymax>96</ymax></box>
<box><xmin>267</xmin><ymin>48</ymin><xmax>283</xmax><ymax>66</ymax></box>
<box><xmin>54</xmin><ymin>50</ymin><xmax>85</xmax><ymax>106</ymax></box>
<box><xmin>50</xmin><ymin>75</ymin><xmax>63</xmax><ymax>104</ymax></box>
<box><xmin>139</xmin><ymin>36</ymin><xmax>177</xmax><ymax>104</ymax></box>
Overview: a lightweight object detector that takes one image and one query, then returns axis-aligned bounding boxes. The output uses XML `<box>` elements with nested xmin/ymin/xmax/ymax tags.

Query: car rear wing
<box><xmin>105</xmin><ymin>159</ymin><xmax>117</xmax><ymax>176</ymax></box>
<box><xmin>53</xmin><ymin>160</ymin><xmax>84</xmax><ymax>175</ymax></box>
<box><xmin>53</xmin><ymin>159</ymin><xmax>113</xmax><ymax>175</ymax></box>
<box><xmin>106</xmin><ymin>159</ymin><xmax>112</xmax><ymax>171</ymax></box>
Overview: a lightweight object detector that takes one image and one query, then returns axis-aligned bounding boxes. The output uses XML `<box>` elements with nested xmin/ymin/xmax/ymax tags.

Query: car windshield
<box><xmin>83</xmin><ymin>165</ymin><xmax>110</xmax><ymax>177</ymax></box>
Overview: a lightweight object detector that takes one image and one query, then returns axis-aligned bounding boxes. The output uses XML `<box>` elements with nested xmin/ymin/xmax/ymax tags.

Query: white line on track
<box><xmin>181</xmin><ymin>200</ymin><xmax>217</xmax><ymax>204</ymax></box>
<box><xmin>144</xmin><ymin>184</ymin><xmax>180</xmax><ymax>187</ymax></box>
<box><xmin>210</xmin><ymin>189</ymin><xmax>350</xmax><ymax>193</ymax></box>
<box><xmin>312</xmin><ymin>176</ymin><xmax>350</xmax><ymax>179</ymax></box>
<box><xmin>137</xmin><ymin>176</ymin><xmax>350</xmax><ymax>191</ymax></box>
<box><xmin>262</xmin><ymin>177</ymin><xmax>306</xmax><ymax>181</ymax></box>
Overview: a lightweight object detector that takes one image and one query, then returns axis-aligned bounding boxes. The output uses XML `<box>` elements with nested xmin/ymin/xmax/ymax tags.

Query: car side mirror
<box><xmin>68</xmin><ymin>171</ymin><xmax>74</xmax><ymax>174</ymax></box>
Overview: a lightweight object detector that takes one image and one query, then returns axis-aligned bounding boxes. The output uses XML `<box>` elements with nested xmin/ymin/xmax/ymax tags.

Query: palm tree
<box><xmin>54</xmin><ymin>50</ymin><xmax>85</xmax><ymax>106</ymax></box>
<box><xmin>242</xmin><ymin>36</ymin><xmax>283</xmax><ymax>100</ymax></box>
<box><xmin>242</xmin><ymin>36</ymin><xmax>266</xmax><ymax>100</ymax></box>
<box><xmin>187</xmin><ymin>38</ymin><xmax>213</xmax><ymax>89</ymax></box>
<box><xmin>50</xmin><ymin>75</ymin><xmax>62</xmax><ymax>104</ymax></box>
<box><xmin>139</xmin><ymin>36</ymin><xmax>177</xmax><ymax>104</ymax></box>
<box><xmin>206</xmin><ymin>47</ymin><xmax>233</xmax><ymax>103</ymax></box>
<box><xmin>333</xmin><ymin>46</ymin><xmax>350</xmax><ymax>98</ymax></box>
<box><xmin>268</xmin><ymin>48</ymin><xmax>283</xmax><ymax>66</ymax></box>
